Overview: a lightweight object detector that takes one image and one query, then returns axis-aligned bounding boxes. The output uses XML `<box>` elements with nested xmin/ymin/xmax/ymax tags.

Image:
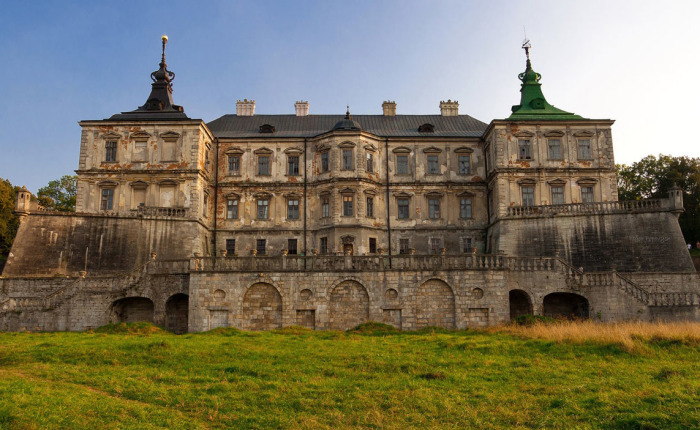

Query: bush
<box><xmin>94</xmin><ymin>322</ymin><xmax>166</xmax><ymax>335</ymax></box>
<box><xmin>348</xmin><ymin>322</ymin><xmax>399</xmax><ymax>335</ymax></box>
<box><xmin>512</xmin><ymin>315</ymin><xmax>557</xmax><ymax>326</ymax></box>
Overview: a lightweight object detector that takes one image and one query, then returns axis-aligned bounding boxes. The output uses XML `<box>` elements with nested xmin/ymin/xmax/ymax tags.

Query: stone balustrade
<box><xmin>505</xmin><ymin>199</ymin><xmax>668</xmax><ymax>218</ymax></box>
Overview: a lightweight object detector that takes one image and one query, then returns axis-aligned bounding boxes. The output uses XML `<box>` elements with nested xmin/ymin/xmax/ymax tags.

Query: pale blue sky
<box><xmin>1</xmin><ymin>0</ymin><xmax>698</xmax><ymax>192</ymax></box>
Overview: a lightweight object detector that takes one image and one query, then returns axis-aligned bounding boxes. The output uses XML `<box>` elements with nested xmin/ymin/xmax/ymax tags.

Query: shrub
<box><xmin>513</xmin><ymin>315</ymin><xmax>556</xmax><ymax>326</ymax></box>
<box><xmin>94</xmin><ymin>322</ymin><xmax>165</xmax><ymax>335</ymax></box>
<box><xmin>348</xmin><ymin>322</ymin><xmax>399</xmax><ymax>335</ymax></box>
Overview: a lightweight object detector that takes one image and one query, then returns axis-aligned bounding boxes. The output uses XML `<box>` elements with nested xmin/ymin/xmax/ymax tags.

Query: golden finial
<box><xmin>162</xmin><ymin>34</ymin><xmax>168</xmax><ymax>44</ymax></box>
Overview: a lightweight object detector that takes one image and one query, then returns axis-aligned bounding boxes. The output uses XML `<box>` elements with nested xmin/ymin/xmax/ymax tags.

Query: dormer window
<box><xmin>418</xmin><ymin>123</ymin><xmax>435</xmax><ymax>133</ymax></box>
<box><xmin>259</xmin><ymin>124</ymin><xmax>275</xmax><ymax>133</ymax></box>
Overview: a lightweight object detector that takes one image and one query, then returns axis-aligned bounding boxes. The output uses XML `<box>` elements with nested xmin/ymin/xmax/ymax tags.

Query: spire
<box><xmin>345</xmin><ymin>105</ymin><xmax>351</xmax><ymax>120</ymax></box>
<box><xmin>508</xmin><ymin>40</ymin><xmax>583</xmax><ymax>120</ymax></box>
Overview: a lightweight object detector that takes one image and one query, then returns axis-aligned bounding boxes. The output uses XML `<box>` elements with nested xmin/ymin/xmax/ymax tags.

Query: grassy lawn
<box><xmin>0</xmin><ymin>322</ymin><xmax>698</xmax><ymax>429</ymax></box>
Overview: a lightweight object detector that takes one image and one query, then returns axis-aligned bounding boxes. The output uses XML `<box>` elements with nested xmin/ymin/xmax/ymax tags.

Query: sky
<box><xmin>1</xmin><ymin>0</ymin><xmax>699</xmax><ymax>192</ymax></box>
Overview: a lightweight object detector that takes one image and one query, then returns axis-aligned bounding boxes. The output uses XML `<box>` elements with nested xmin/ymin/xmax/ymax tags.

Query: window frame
<box><xmin>369</xmin><ymin>238</ymin><xmax>377</xmax><ymax>254</ymax></box>
<box><xmin>287</xmin><ymin>155</ymin><xmax>300</xmax><ymax>176</ymax></box>
<box><xmin>399</xmin><ymin>238</ymin><xmax>410</xmax><ymax>254</ymax></box>
<box><xmin>428</xmin><ymin>197</ymin><xmax>441</xmax><ymax>219</ymax></box>
<box><xmin>396</xmin><ymin>154</ymin><xmax>409</xmax><ymax>175</ymax></box>
<box><xmin>458</xmin><ymin>155</ymin><xmax>470</xmax><ymax>175</ymax></box>
<box><xmin>287</xmin><ymin>198</ymin><xmax>300</xmax><ymax>220</ymax></box>
<box><xmin>256</xmin><ymin>239</ymin><xmax>267</xmax><ymax>255</ymax></box>
<box><xmin>577</xmin><ymin>139</ymin><xmax>592</xmax><ymax>160</ymax></box>
<box><xmin>397</xmin><ymin>197</ymin><xmax>410</xmax><ymax>219</ymax></box>
<box><xmin>342</xmin><ymin>195</ymin><xmax>353</xmax><ymax>217</ymax></box>
<box><xmin>287</xmin><ymin>238</ymin><xmax>298</xmax><ymax>255</ymax></box>
<box><xmin>581</xmin><ymin>186</ymin><xmax>594</xmax><ymax>203</ymax></box>
<box><xmin>257</xmin><ymin>198</ymin><xmax>270</xmax><ymax>220</ymax></box>
<box><xmin>225</xmin><ymin>239</ymin><xmax>236</xmax><ymax>255</ymax></box>
<box><xmin>100</xmin><ymin>188</ymin><xmax>114</xmax><ymax>211</ymax></box>
<box><xmin>342</xmin><ymin>149</ymin><xmax>354</xmax><ymax>171</ymax></box>
<box><xmin>366</xmin><ymin>152</ymin><xmax>374</xmax><ymax>173</ymax></box>
<box><xmin>518</xmin><ymin>139</ymin><xmax>532</xmax><ymax>160</ymax></box>
<box><xmin>366</xmin><ymin>196</ymin><xmax>374</xmax><ymax>218</ymax></box>
<box><xmin>321</xmin><ymin>196</ymin><xmax>330</xmax><ymax>218</ymax></box>
<box><xmin>426</xmin><ymin>154</ymin><xmax>440</xmax><ymax>175</ymax></box>
<box><xmin>105</xmin><ymin>141</ymin><xmax>117</xmax><ymax>163</ymax></box>
<box><xmin>551</xmin><ymin>185</ymin><xmax>565</xmax><ymax>205</ymax></box>
<box><xmin>548</xmin><ymin>138</ymin><xmax>562</xmax><ymax>160</ymax></box>
<box><xmin>459</xmin><ymin>197</ymin><xmax>473</xmax><ymax>219</ymax></box>
<box><xmin>319</xmin><ymin>237</ymin><xmax>328</xmax><ymax>254</ymax></box>
<box><xmin>257</xmin><ymin>155</ymin><xmax>270</xmax><ymax>176</ymax></box>
<box><xmin>228</xmin><ymin>155</ymin><xmax>241</xmax><ymax>175</ymax></box>
<box><xmin>320</xmin><ymin>151</ymin><xmax>329</xmax><ymax>173</ymax></box>
<box><xmin>521</xmin><ymin>186</ymin><xmax>535</xmax><ymax>207</ymax></box>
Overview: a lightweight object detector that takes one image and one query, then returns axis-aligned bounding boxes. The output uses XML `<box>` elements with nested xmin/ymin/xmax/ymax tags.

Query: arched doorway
<box><xmin>242</xmin><ymin>283</ymin><xmax>283</xmax><ymax>330</ymax></box>
<box><xmin>329</xmin><ymin>280</ymin><xmax>369</xmax><ymax>330</ymax></box>
<box><xmin>110</xmin><ymin>297</ymin><xmax>154</xmax><ymax>323</ymax></box>
<box><xmin>509</xmin><ymin>290</ymin><xmax>533</xmax><ymax>320</ymax></box>
<box><xmin>165</xmin><ymin>293</ymin><xmax>189</xmax><ymax>334</ymax></box>
<box><xmin>415</xmin><ymin>279</ymin><xmax>456</xmax><ymax>329</ymax></box>
<box><xmin>543</xmin><ymin>293</ymin><xmax>589</xmax><ymax>319</ymax></box>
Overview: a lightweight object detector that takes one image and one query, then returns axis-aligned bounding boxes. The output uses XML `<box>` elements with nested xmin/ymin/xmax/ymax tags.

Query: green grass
<box><xmin>0</xmin><ymin>323</ymin><xmax>698</xmax><ymax>429</ymax></box>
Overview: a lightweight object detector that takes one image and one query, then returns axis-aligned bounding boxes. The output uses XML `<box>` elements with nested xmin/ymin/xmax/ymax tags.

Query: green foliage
<box><xmin>0</xmin><ymin>178</ymin><xmax>20</xmax><ymax>271</ymax></box>
<box><xmin>37</xmin><ymin>175</ymin><xmax>77</xmax><ymax>212</ymax></box>
<box><xmin>347</xmin><ymin>321</ymin><xmax>399</xmax><ymax>335</ymax></box>
<box><xmin>513</xmin><ymin>314</ymin><xmax>557</xmax><ymax>326</ymax></box>
<box><xmin>0</xmin><ymin>329</ymin><xmax>697</xmax><ymax>429</ymax></box>
<box><xmin>93</xmin><ymin>322</ymin><xmax>166</xmax><ymax>335</ymax></box>
<box><xmin>617</xmin><ymin>155</ymin><xmax>700</xmax><ymax>243</ymax></box>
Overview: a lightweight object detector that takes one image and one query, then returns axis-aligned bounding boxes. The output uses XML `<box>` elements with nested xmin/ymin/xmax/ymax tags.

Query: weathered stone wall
<box><xmin>2</xmin><ymin>213</ymin><xmax>210</xmax><ymax>277</ymax></box>
<box><xmin>490</xmin><ymin>212</ymin><xmax>694</xmax><ymax>272</ymax></box>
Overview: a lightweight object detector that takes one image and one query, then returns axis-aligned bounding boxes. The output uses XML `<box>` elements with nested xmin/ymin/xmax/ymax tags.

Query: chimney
<box><xmin>295</xmin><ymin>100</ymin><xmax>309</xmax><ymax>116</ymax></box>
<box><xmin>382</xmin><ymin>101</ymin><xmax>396</xmax><ymax>116</ymax></box>
<box><xmin>236</xmin><ymin>99</ymin><xmax>256</xmax><ymax>116</ymax></box>
<box><xmin>439</xmin><ymin>100</ymin><xmax>459</xmax><ymax>116</ymax></box>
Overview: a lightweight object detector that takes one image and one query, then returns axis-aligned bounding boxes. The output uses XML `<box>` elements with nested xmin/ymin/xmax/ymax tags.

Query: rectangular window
<box><xmin>287</xmin><ymin>239</ymin><xmax>297</xmax><ymax>255</ymax></box>
<box><xmin>343</xmin><ymin>195</ymin><xmax>353</xmax><ymax>216</ymax></box>
<box><xmin>578</xmin><ymin>139</ymin><xmax>592</xmax><ymax>160</ymax></box>
<box><xmin>287</xmin><ymin>199</ymin><xmax>299</xmax><ymax>220</ymax></box>
<box><xmin>427</xmin><ymin>155</ymin><xmax>439</xmax><ymax>174</ymax></box>
<box><xmin>203</xmin><ymin>194</ymin><xmax>208</xmax><ymax>218</ymax></box>
<box><xmin>429</xmin><ymin>238</ymin><xmax>442</xmax><ymax>254</ymax></box>
<box><xmin>458</xmin><ymin>155</ymin><xmax>470</xmax><ymax>175</ymax></box>
<box><xmin>522</xmin><ymin>186</ymin><xmax>535</xmax><ymax>207</ymax></box>
<box><xmin>399</xmin><ymin>238</ymin><xmax>410</xmax><ymax>254</ymax></box>
<box><xmin>460</xmin><ymin>198</ymin><xmax>472</xmax><ymax>219</ymax></box>
<box><xmin>226</xmin><ymin>239</ymin><xmax>236</xmax><ymax>255</ymax></box>
<box><xmin>256</xmin><ymin>239</ymin><xmax>266</xmax><ymax>255</ymax></box>
<box><xmin>428</xmin><ymin>198</ymin><xmax>441</xmax><ymax>219</ymax></box>
<box><xmin>257</xmin><ymin>155</ymin><xmax>270</xmax><ymax>175</ymax></box>
<box><xmin>287</xmin><ymin>155</ymin><xmax>300</xmax><ymax>176</ymax></box>
<box><xmin>369</xmin><ymin>238</ymin><xmax>377</xmax><ymax>254</ymax></box>
<box><xmin>226</xmin><ymin>199</ymin><xmax>239</xmax><ymax>219</ymax></box>
<box><xmin>320</xmin><ymin>237</ymin><xmax>328</xmax><ymax>254</ymax></box>
<box><xmin>228</xmin><ymin>155</ymin><xmax>240</xmax><ymax>175</ymax></box>
<box><xmin>342</xmin><ymin>149</ymin><xmax>353</xmax><ymax>170</ymax></box>
<box><xmin>133</xmin><ymin>141</ymin><xmax>147</xmax><ymax>162</ymax></box>
<box><xmin>581</xmin><ymin>186</ymin><xmax>594</xmax><ymax>203</ymax></box>
<box><xmin>321</xmin><ymin>197</ymin><xmax>330</xmax><ymax>218</ymax></box>
<box><xmin>366</xmin><ymin>196</ymin><xmax>374</xmax><ymax>218</ymax></box>
<box><xmin>366</xmin><ymin>153</ymin><xmax>374</xmax><ymax>173</ymax></box>
<box><xmin>397</xmin><ymin>198</ymin><xmax>409</xmax><ymax>219</ymax></box>
<box><xmin>396</xmin><ymin>155</ymin><xmax>408</xmax><ymax>175</ymax></box>
<box><xmin>257</xmin><ymin>199</ymin><xmax>269</xmax><ymax>219</ymax></box>
<box><xmin>162</xmin><ymin>140</ymin><xmax>177</xmax><ymax>161</ymax></box>
<box><xmin>518</xmin><ymin>139</ymin><xmax>531</xmax><ymax>160</ymax></box>
<box><xmin>548</xmin><ymin>139</ymin><xmax>562</xmax><ymax>160</ymax></box>
<box><xmin>100</xmin><ymin>189</ymin><xmax>114</xmax><ymax>211</ymax></box>
<box><xmin>321</xmin><ymin>152</ymin><xmax>329</xmax><ymax>172</ymax></box>
<box><xmin>462</xmin><ymin>238</ymin><xmax>473</xmax><ymax>254</ymax></box>
<box><xmin>105</xmin><ymin>141</ymin><xmax>117</xmax><ymax>162</ymax></box>
<box><xmin>551</xmin><ymin>186</ymin><xmax>565</xmax><ymax>205</ymax></box>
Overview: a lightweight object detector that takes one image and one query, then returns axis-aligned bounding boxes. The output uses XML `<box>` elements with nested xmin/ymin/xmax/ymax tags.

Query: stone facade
<box><xmin>1</xmin><ymin>40</ymin><xmax>698</xmax><ymax>331</ymax></box>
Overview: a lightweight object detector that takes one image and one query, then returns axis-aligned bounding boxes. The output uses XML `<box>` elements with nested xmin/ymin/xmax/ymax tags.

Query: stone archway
<box><xmin>165</xmin><ymin>293</ymin><xmax>189</xmax><ymax>334</ymax></box>
<box><xmin>110</xmin><ymin>297</ymin><xmax>154</xmax><ymax>324</ymax></box>
<box><xmin>329</xmin><ymin>280</ymin><xmax>369</xmax><ymax>330</ymax></box>
<box><xmin>415</xmin><ymin>279</ymin><xmax>456</xmax><ymax>329</ymax></box>
<box><xmin>509</xmin><ymin>289</ymin><xmax>533</xmax><ymax>320</ymax></box>
<box><xmin>241</xmin><ymin>283</ymin><xmax>283</xmax><ymax>330</ymax></box>
<box><xmin>543</xmin><ymin>293</ymin><xmax>590</xmax><ymax>319</ymax></box>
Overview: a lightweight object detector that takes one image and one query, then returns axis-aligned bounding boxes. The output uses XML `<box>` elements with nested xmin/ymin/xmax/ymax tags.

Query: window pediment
<box><xmin>456</xmin><ymin>191</ymin><xmax>475</xmax><ymax>197</ymax></box>
<box><xmin>129</xmin><ymin>131</ymin><xmax>151</xmax><ymax>140</ymax></box>
<box><xmin>573</xmin><ymin>131</ymin><xmax>595</xmax><ymax>138</ymax></box>
<box><xmin>319</xmin><ymin>190</ymin><xmax>331</xmax><ymax>197</ymax></box>
<box><xmin>160</xmin><ymin>131</ymin><xmax>181</xmax><ymax>140</ymax></box>
<box><xmin>254</xmin><ymin>147</ymin><xmax>273</xmax><ymax>155</ymax></box>
<box><xmin>425</xmin><ymin>191</ymin><xmax>443</xmax><ymax>198</ymax></box>
<box><xmin>254</xmin><ymin>192</ymin><xmax>272</xmax><ymax>199</ymax></box>
<box><xmin>423</xmin><ymin>146</ymin><xmax>442</xmax><ymax>154</ymax></box>
<box><xmin>284</xmin><ymin>147</ymin><xmax>303</xmax><ymax>154</ymax></box>
<box><xmin>225</xmin><ymin>148</ymin><xmax>244</xmax><ymax>155</ymax></box>
<box><xmin>97</xmin><ymin>180</ymin><xmax>118</xmax><ymax>188</ymax></box>
<box><xmin>316</xmin><ymin>143</ymin><xmax>331</xmax><ymax>152</ymax></box>
<box><xmin>364</xmin><ymin>144</ymin><xmax>377</xmax><ymax>152</ymax></box>
<box><xmin>129</xmin><ymin>180</ymin><xmax>148</xmax><ymax>189</ymax></box>
<box><xmin>225</xmin><ymin>192</ymin><xmax>241</xmax><ymax>199</ymax></box>
<box><xmin>392</xmin><ymin>146</ymin><xmax>411</xmax><ymax>154</ymax></box>
<box><xmin>285</xmin><ymin>192</ymin><xmax>302</xmax><ymax>199</ymax></box>
<box><xmin>393</xmin><ymin>192</ymin><xmax>412</xmax><ymax>198</ymax></box>
<box><xmin>513</xmin><ymin>131</ymin><xmax>535</xmax><ymax>138</ymax></box>
<box><xmin>454</xmin><ymin>146</ymin><xmax>474</xmax><ymax>154</ymax></box>
<box><xmin>544</xmin><ymin>130</ymin><xmax>565</xmax><ymax>138</ymax></box>
<box><xmin>338</xmin><ymin>187</ymin><xmax>355</xmax><ymax>195</ymax></box>
<box><xmin>338</xmin><ymin>141</ymin><xmax>356</xmax><ymax>148</ymax></box>
<box><xmin>517</xmin><ymin>178</ymin><xmax>537</xmax><ymax>185</ymax></box>
<box><xmin>158</xmin><ymin>179</ymin><xmax>178</xmax><ymax>186</ymax></box>
<box><xmin>363</xmin><ymin>189</ymin><xmax>377</xmax><ymax>196</ymax></box>
<box><xmin>101</xmin><ymin>132</ymin><xmax>121</xmax><ymax>140</ymax></box>
<box><xmin>577</xmin><ymin>177</ymin><xmax>598</xmax><ymax>186</ymax></box>
<box><xmin>548</xmin><ymin>179</ymin><xmax>567</xmax><ymax>186</ymax></box>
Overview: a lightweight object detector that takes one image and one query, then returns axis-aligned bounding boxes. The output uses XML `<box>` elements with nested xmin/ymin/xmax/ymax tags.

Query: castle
<box><xmin>1</xmin><ymin>37</ymin><xmax>698</xmax><ymax>333</ymax></box>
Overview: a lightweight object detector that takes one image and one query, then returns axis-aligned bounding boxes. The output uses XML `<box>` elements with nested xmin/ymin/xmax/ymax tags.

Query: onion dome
<box><xmin>332</xmin><ymin>106</ymin><xmax>362</xmax><ymax>131</ymax></box>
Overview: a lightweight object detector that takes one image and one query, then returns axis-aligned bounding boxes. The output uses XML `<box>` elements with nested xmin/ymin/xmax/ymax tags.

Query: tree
<box><xmin>617</xmin><ymin>155</ymin><xmax>700</xmax><ymax>245</ymax></box>
<box><xmin>37</xmin><ymin>175</ymin><xmax>77</xmax><ymax>212</ymax></box>
<box><xmin>0</xmin><ymin>178</ymin><xmax>20</xmax><ymax>271</ymax></box>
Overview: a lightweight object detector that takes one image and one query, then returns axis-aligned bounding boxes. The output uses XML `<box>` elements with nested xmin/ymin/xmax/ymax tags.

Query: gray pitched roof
<box><xmin>207</xmin><ymin>114</ymin><xmax>488</xmax><ymax>138</ymax></box>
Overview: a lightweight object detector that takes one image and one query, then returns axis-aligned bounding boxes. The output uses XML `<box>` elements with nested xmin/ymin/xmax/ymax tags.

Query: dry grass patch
<box><xmin>491</xmin><ymin>320</ymin><xmax>700</xmax><ymax>352</ymax></box>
